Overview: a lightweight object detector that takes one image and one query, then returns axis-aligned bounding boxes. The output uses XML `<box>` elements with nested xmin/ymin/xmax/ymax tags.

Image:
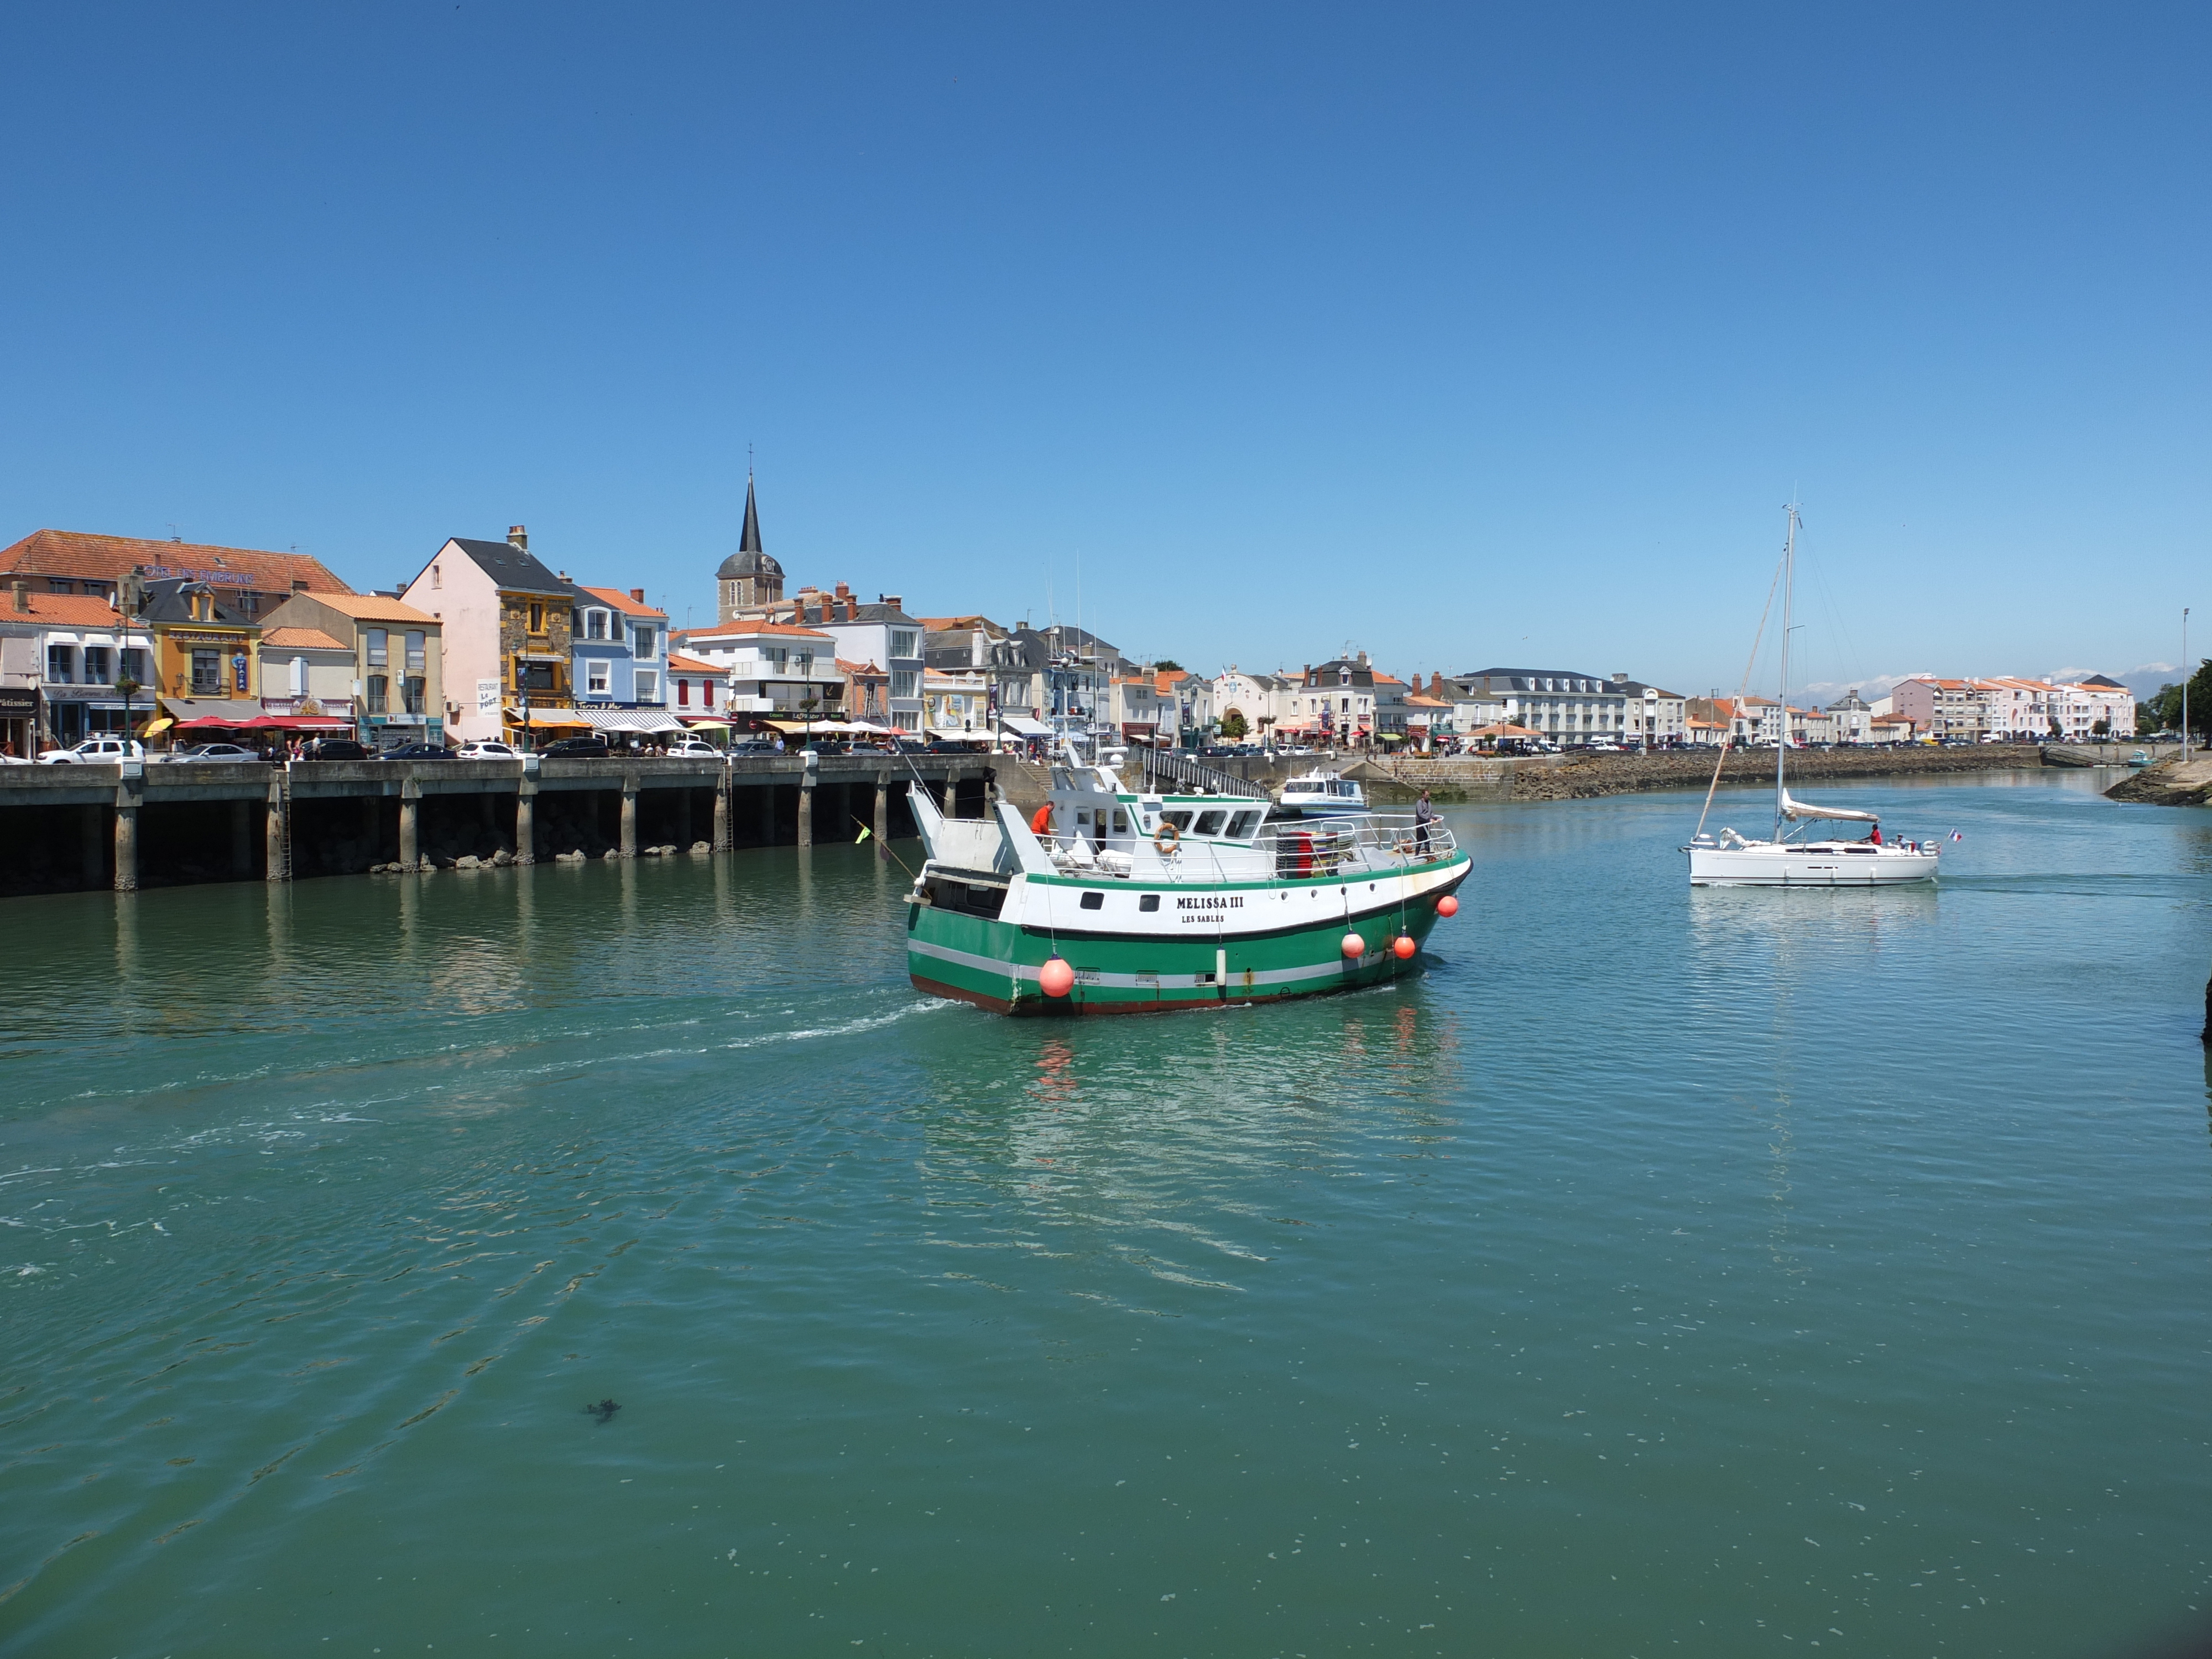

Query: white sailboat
<box><xmin>1684</xmin><ymin>508</ymin><xmax>1940</xmax><ymax>887</ymax></box>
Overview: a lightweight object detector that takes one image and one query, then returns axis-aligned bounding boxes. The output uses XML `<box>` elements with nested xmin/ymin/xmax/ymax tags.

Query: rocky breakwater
<box><xmin>2104</xmin><ymin>755</ymin><xmax>2212</xmax><ymax>807</ymax></box>
<box><xmin>1498</xmin><ymin>744</ymin><xmax>2044</xmax><ymax>802</ymax></box>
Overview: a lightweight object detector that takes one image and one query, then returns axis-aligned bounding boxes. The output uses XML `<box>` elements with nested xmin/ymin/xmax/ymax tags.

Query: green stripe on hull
<box><xmin>906</xmin><ymin>884</ymin><xmax>1465</xmax><ymax>1016</ymax></box>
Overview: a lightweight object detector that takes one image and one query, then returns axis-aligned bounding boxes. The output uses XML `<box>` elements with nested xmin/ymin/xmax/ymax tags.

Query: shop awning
<box><xmin>997</xmin><ymin>714</ymin><xmax>1052</xmax><ymax>738</ymax></box>
<box><xmin>502</xmin><ymin>705</ymin><xmax>592</xmax><ymax>728</ymax></box>
<box><xmin>681</xmin><ymin>716</ymin><xmax>733</xmax><ymax>729</ymax></box>
<box><xmin>762</xmin><ymin>717</ymin><xmax>865</xmax><ymax>735</ymax></box>
<box><xmin>578</xmin><ymin>707</ymin><xmax>688</xmax><ymax>734</ymax></box>
<box><xmin>160</xmin><ymin>696</ymin><xmax>263</xmax><ymax>725</ymax></box>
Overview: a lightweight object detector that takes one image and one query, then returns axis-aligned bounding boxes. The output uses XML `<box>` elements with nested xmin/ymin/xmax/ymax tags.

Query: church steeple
<box><xmin>714</xmin><ymin>469</ymin><xmax>784</xmax><ymax>624</ymax></box>
<box><xmin>739</xmin><ymin>472</ymin><xmax>763</xmax><ymax>555</ymax></box>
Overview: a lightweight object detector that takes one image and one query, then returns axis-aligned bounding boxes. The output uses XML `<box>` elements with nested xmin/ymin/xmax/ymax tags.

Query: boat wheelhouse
<box><xmin>905</xmin><ymin>756</ymin><xmax>1469</xmax><ymax>1015</ymax></box>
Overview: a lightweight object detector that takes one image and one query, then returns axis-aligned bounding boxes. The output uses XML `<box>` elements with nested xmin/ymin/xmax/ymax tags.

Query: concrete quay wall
<box><xmin>0</xmin><ymin>755</ymin><xmax>993</xmax><ymax>898</ymax></box>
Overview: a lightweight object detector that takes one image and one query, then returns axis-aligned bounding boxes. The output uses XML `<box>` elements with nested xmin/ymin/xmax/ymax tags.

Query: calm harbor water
<box><xmin>3</xmin><ymin>770</ymin><xmax>2208</xmax><ymax>1657</ymax></box>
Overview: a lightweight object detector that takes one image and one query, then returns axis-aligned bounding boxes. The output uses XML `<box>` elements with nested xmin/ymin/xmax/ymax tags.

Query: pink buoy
<box><xmin>1038</xmin><ymin>956</ymin><xmax>1076</xmax><ymax>998</ymax></box>
<box><xmin>1340</xmin><ymin>932</ymin><xmax>1366</xmax><ymax>959</ymax></box>
<box><xmin>1392</xmin><ymin>935</ymin><xmax>1417</xmax><ymax>960</ymax></box>
<box><xmin>1434</xmin><ymin>894</ymin><xmax>1459</xmax><ymax>917</ymax></box>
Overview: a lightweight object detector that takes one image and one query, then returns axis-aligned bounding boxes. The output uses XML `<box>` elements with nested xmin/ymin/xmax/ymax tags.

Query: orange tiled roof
<box><xmin>666</xmin><ymin>653</ymin><xmax>722</xmax><ymax>675</ymax></box>
<box><xmin>576</xmin><ymin>585</ymin><xmax>668</xmax><ymax>620</ymax></box>
<box><xmin>836</xmin><ymin>658</ymin><xmax>886</xmax><ymax>677</ymax></box>
<box><xmin>0</xmin><ymin>529</ymin><xmax>351</xmax><ymax>594</ymax></box>
<box><xmin>261</xmin><ymin>626</ymin><xmax>348</xmax><ymax>652</ymax></box>
<box><xmin>307</xmin><ymin>592</ymin><xmax>439</xmax><ymax>625</ymax></box>
<box><xmin>0</xmin><ymin>592</ymin><xmax>122</xmax><ymax>626</ymax></box>
<box><xmin>687</xmin><ymin>619</ymin><xmax>833</xmax><ymax>640</ymax></box>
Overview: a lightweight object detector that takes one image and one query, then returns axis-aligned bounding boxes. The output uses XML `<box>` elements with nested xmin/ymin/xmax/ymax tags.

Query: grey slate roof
<box><xmin>441</xmin><ymin>538</ymin><xmax>572</xmax><ymax>597</ymax></box>
<box><xmin>1453</xmin><ymin>667</ymin><xmax>1612</xmax><ymax>693</ymax></box>
<box><xmin>138</xmin><ymin>577</ymin><xmax>253</xmax><ymax>628</ymax></box>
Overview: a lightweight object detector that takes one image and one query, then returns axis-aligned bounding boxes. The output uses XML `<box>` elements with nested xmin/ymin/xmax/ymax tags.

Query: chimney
<box><xmin>629</xmin><ymin>587</ymin><xmax>645</xmax><ymax>604</ymax></box>
<box><xmin>835</xmin><ymin>581</ymin><xmax>851</xmax><ymax>601</ymax></box>
<box><xmin>1355</xmin><ymin>649</ymin><xmax>1370</xmax><ymax>669</ymax></box>
<box><xmin>11</xmin><ymin>580</ymin><xmax>27</xmax><ymax>613</ymax></box>
<box><xmin>1612</xmin><ymin>671</ymin><xmax>1627</xmax><ymax>685</ymax></box>
<box><xmin>509</xmin><ymin>525</ymin><xmax>528</xmax><ymax>551</ymax></box>
<box><xmin>879</xmin><ymin>594</ymin><xmax>902</xmax><ymax>612</ymax></box>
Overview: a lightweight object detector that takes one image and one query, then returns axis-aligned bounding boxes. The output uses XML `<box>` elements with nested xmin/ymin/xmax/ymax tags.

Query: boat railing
<box><xmin>1140</xmin><ymin>749</ymin><xmax>1270</xmax><ymax>800</ymax></box>
<box><xmin>1036</xmin><ymin>814</ymin><xmax>1457</xmax><ymax>883</ymax></box>
<box><xmin>1254</xmin><ymin>813</ymin><xmax>1457</xmax><ymax>874</ymax></box>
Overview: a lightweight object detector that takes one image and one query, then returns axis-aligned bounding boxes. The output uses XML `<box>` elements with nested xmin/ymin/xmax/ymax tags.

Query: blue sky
<box><xmin>2</xmin><ymin>3</ymin><xmax>2202</xmax><ymax>699</ymax></box>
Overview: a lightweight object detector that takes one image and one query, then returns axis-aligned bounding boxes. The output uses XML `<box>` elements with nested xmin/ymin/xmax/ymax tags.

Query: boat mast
<box><xmin>1773</xmin><ymin>504</ymin><xmax>1798</xmax><ymax>841</ymax></box>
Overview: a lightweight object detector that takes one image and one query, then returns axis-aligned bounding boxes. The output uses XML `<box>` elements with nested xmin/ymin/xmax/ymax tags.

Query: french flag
<box><xmin>1949</xmin><ymin>830</ymin><xmax>1963</xmax><ymax>841</ymax></box>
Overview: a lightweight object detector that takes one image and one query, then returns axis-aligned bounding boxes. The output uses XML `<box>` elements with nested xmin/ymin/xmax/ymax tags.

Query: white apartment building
<box><xmin>1447</xmin><ymin>668</ymin><xmax>1629</xmax><ymax>743</ymax></box>
<box><xmin>1613</xmin><ymin>675</ymin><xmax>1687</xmax><ymax>745</ymax></box>
<box><xmin>678</xmin><ymin>619</ymin><xmax>845</xmax><ymax>727</ymax></box>
<box><xmin>1891</xmin><ymin>674</ymin><xmax>2135</xmax><ymax>741</ymax></box>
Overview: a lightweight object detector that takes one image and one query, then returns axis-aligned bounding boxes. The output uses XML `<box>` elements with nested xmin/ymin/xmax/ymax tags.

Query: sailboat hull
<box><xmin>1687</xmin><ymin>841</ymin><xmax>1939</xmax><ymax>886</ymax></box>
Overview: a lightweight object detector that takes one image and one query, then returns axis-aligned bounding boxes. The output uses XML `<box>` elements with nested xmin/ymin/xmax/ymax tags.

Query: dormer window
<box><xmin>586</xmin><ymin>609</ymin><xmax>609</xmax><ymax>641</ymax></box>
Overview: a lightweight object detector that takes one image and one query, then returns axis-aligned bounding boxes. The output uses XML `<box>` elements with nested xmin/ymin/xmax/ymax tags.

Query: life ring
<box><xmin>1152</xmin><ymin>820</ymin><xmax>1181</xmax><ymax>855</ymax></box>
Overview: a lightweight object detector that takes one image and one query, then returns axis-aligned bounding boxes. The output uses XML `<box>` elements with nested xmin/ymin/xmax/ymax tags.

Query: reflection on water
<box><xmin>1</xmin><ymin>776</ymin><xmax>2209</xmax><ymax>1659</ymax></box>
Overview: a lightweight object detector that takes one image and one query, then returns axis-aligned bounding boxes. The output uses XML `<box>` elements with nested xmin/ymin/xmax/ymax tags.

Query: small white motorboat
<box><xmin>1275</xmin><ymin>769</ymin><xmax>1368</xmax><ymax>820</ymax></box>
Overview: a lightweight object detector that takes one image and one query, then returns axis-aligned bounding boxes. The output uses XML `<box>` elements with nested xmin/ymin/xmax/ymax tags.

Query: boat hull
<box><xmin>908</xmin><ymin>869</ymin><xmax>1467</xmax><ymax>1015</ymax></box>
<box><xmin>1686</xmin><ymin>843</ymin><xmax>1939</xmax><ymax>886</ymax></box>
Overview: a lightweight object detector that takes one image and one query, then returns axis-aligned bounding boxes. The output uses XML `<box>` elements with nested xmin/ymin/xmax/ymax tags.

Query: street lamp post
<box><xmin>117</xmin><ymin>567</ymin><xmax>146</xmax><ymax>752</ymax></box>
<box><xmin>2183</xmin><ymin>607</ymin><xmax>2191</xmax><ymax>760</ymax></box>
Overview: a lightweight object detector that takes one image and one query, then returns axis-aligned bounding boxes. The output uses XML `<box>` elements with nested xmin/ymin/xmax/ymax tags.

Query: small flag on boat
<box><xmin>856</xmin><ymin>824</ymin><xmax>872</xmax><ymax>844</ymax></box>
<box><xmin>1950</xmin><ymin>830</ymin><xmax>1963</xmax><ymax>841</ymax></box>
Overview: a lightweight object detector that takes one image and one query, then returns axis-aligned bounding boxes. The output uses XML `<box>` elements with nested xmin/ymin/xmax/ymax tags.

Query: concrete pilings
<box><xmin>712</xmin><ymin>774</ymin><xmax>731</xmax><ymax>852</ymax></box>
<box><xmin>619</xmin><ymin>778</ymin><xmax>639</xmax><ymax>859</ymax></box>
<box><xmin>516</xmin><ymin>779</ymin><xmax>536</xmax><ymax>864</ymax></box>
<box><xmin>112</xmin><ymin>794</ymin><xmax>135</xmax><ymax>892</ymax></box>
<box><xmin>263</xmin><ymin>778</ymin><xmax>285</xmax><ymax>881</ymax></box>
<box><xmin>398</xmin><ymin>778</ymin><xmax>421</xmax><ymax>870</ymax></box>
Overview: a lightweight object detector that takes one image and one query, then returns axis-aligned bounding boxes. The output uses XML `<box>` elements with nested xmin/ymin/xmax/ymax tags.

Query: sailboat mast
<box><xmin>1773</xmin><ymin>505</ymin><xmax>1797</xmax><ymax>840</ymax></box>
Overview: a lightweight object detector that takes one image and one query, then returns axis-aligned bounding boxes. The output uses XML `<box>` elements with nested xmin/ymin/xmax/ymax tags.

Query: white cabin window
<box><xmin>1193</xmin><ymin>810</ymin><xmax>1227</xmax><ymax>836</ymax></box>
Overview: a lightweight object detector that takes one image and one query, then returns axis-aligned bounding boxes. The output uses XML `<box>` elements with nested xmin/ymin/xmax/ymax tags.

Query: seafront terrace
<box><xmin>0</xmin><ymin>753</ymin><xmax>992</xmax><ymax>895</ymax></box>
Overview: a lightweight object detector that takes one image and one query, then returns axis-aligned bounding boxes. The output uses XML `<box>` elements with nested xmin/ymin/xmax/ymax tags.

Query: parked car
<box><xmin>158</xmin><ymin>743</ymin><xmax>264</xmax><ymax>764</ymax></box>
<box><xmin>39</xmin><ymin>737</ymin><xmax>144</xmax><ymax>764</ymax></box>
<box><xmin>381</xmin><ymin>743</ymin><xmax>457</xmax><ymax>761</ymax></box>
<box><xmin>541</xmin><ymin>735</ymin><xmax>611</xmax><ymax>758</ymax></box>
<box><xmin>455</xmin><ymin>739</ymin><xmax>520</xmax><ymax>759</ymax></box>
<box><xmin>662</xmin><ymin>737</ymin><xmax>723</xmax><ymax>757</ymax></box>
<box><xmin>727</xmin><ymin>737</ymin><xmax>779</xmax><ymax>755</ymax></box>
<box><xmin>300</xmin><ymin>737</ymin><xmax>371</xmax><ymax>760</ymax></box>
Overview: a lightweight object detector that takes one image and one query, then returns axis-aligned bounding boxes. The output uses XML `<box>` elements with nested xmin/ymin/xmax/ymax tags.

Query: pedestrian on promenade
<box><xmin>1414</xmin><ymin>788</ymin><xmax>1435</xmax><ymax>853</ymax></box>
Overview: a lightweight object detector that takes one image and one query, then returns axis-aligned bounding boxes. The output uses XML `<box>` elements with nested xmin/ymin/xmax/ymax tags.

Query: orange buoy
<box><xmin>1392</xmin><ymin>935</ymin><xmax>1417</xmax><ymax>959</ymax></box>
<box><xmin>1340</xmin><ymin>932</ymin><xmax>1366</xmax><ymax>959</ymax></box>
<box><xmin>1435</xmin><ymin>894</ymin><xmax>1459</xmax><ymax>917</ymax></box>
<box><xmin>1039</xmin><ymin>956</ymin><xmax>1076</xmax><ymax>998</ymax></box>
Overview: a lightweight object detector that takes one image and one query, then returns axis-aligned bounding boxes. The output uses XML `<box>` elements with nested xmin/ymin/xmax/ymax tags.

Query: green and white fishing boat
<box><xmin>903</xmin><ymin>752</ymin><xmax>1470</xmax><ymax>1015</ymax></box>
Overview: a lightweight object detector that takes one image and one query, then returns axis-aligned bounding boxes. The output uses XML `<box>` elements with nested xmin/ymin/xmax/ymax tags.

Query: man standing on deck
<box><xmin>1415</xmin><ymin>789</ymin><xmax>1435</xmax><ymax>853</ymax></box>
